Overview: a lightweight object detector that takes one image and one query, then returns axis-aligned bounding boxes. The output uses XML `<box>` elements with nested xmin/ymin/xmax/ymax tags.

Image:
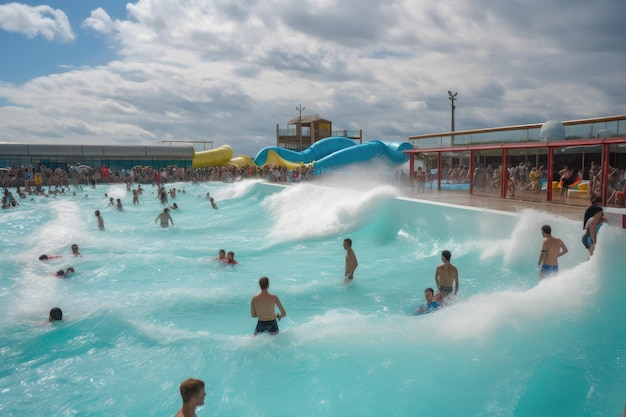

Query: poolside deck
<box><xmin>401</xmin><ymin>190</ymin><xmax>588</xmax><ymax>222</ymax></box>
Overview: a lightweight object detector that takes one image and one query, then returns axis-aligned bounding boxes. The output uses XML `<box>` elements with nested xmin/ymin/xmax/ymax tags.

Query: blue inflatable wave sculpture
<box><xmin>253</xmin><ymin>137</ymin><xmax>413</xmax><ymax>173</ymax></box>
<box><xmin>253</xmin><ymin>137</ymin><xmax>356</xmax><ymax>165</ymax></box>
<box><xmin>313</xmin><ymin>140</ymin><xmax>413</xmax><ymax>172</ymax></box>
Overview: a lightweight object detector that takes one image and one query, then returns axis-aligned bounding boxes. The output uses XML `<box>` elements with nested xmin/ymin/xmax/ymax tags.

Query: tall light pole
<box><xmin>448</xmin><ymin>91</ymin><xmax>457</xmax><ymax>132</ymax></box>
<box><xmin>296</xmin><ymin>103</ymin><xmax>305</xmax><ymax>151</ymax></box>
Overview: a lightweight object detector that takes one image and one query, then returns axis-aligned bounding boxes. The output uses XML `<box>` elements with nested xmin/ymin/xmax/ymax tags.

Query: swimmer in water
<box><xmin>225</xmin><ymin>251</ymin><xmax>238</xmax><ymax>265</ymax></box>
<box><xmin>343</xmin><ymin>238</ymin><xmax>358</xmax><ymax>283</ymax></box>
<box><xmin>537</xmin><ymin>224</ymin><xmax>568</xmax><ymax>279</ymax></box>
<box><xmin>95</xmin><ymin>210</ymin><xmax>104</xmax><ymax>229</ymax></box>
<box><xmin>49</xmin><ymin>307</ymin><xmax>63</xmax><ymax>322</ymax></box>
<box><xmin>215</xmin><ymin>249</ymin><xmax>226</xmax><ymax>261</ymax></box>
<box><xmin>174</xmin><ymin>378</ymin><xmax>206</xmax><ymax>417</ymax></box>
<box><xmin>416</xmin><ymin>287</ymin><xmax>440</xmax><ymax>314</ymax></box>
<box><xmin>39</xmin><ymin>254</ymin><xmax>62</xmax><ymax>260</ymax></box>
<box><xmin>250</xmin><ymin>277</ymin><xmax>286</xmax><ymax>335</ymax></box>
<box><xmin>155</xmin><ymin>208</ymin><xmax>174</xmax><ymax>228</ymax></box>
<box><xmin>434</xmin><ymin>250</ymin><xmax>458</xmax><ymax>302</ymax></box>
<box><xmin>71</xmin><ymin>244</ymin><xmax>81</xmax><ymax>256</ymax></box>
<box><xmin>55</xmin><ymin>267</ymin><xmax>74</xmax><ymax>277</ymax></box>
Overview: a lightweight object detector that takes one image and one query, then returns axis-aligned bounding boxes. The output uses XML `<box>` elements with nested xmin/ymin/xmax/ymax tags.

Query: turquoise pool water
<box><xmin>1</xmin><ymin>173</ymin><xmax>624</xmax><ymax>416</ymax></box>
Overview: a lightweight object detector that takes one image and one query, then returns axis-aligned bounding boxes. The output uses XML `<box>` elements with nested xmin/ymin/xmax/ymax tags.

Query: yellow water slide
<box><xmin>192</xmin><ymin>145</ymin><xmax>234</xmax><ymax>168</ymax></box>
<box><xmin>263</xmin><ymin>149</ymin><xmax>309</xmax><ymax>170</ymax></box>
<box><xmin>227</xmin><ymin>155</ymin><xmax>256</xmax><ymax>168</ymax></box>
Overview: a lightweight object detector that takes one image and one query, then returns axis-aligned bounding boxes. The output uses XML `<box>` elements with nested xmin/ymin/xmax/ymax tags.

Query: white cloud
<box><xmin>0</xmin><ymin>0</ymin><xmax>625</xmax><ymax>157</ymax></box>
<box><xmin>0</xmin><ymin>2</ymin><xmax>75</xmax><ymax>42</ymax></box>
<box><xmin>82</xmin><ymin>7</ymin><xmax>116</xmax><ymax>35</ymax></box>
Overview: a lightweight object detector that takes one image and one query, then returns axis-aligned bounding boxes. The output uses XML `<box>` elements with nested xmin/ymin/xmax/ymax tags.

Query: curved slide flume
<box><xmin>313</xmin><ymin>140</ymin><xmax>413</xmax><ymax>173</ymax></box>
<box><xmin>253</xmin><ymin>137</ymin><xmax>357</xmax><ymax>166</ymax></box>
<box><xmin>192</xmin><ymin>145</ymin><xmax>234</xmax><ymax>168</ymax></box>
<box><xmin>192</xmin><ymin>137</ymin><xmax>413</xmax><ymax>172</ymax></box>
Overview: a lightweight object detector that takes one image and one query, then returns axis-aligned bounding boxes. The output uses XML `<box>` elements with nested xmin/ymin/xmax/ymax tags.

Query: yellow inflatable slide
<box><xmin>192</xmin><ymin>145</ymin><xmax>234</xmax><ymax>168</ymax></box>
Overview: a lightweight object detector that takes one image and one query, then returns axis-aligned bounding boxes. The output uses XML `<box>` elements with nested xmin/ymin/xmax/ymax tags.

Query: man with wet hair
<box><xmin>435</xmin><ymin>250</ymin><xmax>459</xmax><ymax>301</ymax></box>
<box><xmin>174</xmin><ymin>378</ymin><xmax>206</xmax><ymax>417</ymax></box>
<box><xmin>250</xmin><ymin>276</ymin><xmax>286</xmax><ymax>335</ymax></box>
<box><xmin>155</xmin><ymin>208</ymin><xmax>174</xmax><ymax>228</ymax></box>
<box><xmin>538</xmin><ymin>224</ymin><xmax>568</xmax><ymax>279</ymax></box>
<box><xmin>343</xmin><ymin>238</ymin><xmax>358</xmax><ymax>283</ymax></box>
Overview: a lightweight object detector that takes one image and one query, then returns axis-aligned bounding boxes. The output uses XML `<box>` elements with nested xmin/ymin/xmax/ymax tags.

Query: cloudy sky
<box><xmin>0</xmin><ymin>0</ymin><xmax>624</xmax><ymax>157</ymax></box>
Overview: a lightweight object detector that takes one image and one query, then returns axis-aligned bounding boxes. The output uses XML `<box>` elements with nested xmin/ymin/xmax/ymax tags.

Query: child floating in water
<box><xmin>39</xmin><ymin>254</ymin><xmax>62</xmax><ymax>260</ymax></box>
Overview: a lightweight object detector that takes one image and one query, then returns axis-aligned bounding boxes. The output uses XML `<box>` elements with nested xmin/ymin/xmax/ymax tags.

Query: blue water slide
<box><xmin>313</xmin><ymin>140</ymin><xmax>413</xmax><ymax>172</ymax></box>
<box><xmin>253</xmin><ymin>137</ymin><xmax>357</xmax><ymax>165</ymax></box>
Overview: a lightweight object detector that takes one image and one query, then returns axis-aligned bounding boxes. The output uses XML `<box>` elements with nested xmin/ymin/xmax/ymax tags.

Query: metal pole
<box><xmin>448</xmin><ymin>91</ymin><xmax>457</xmax><ymax>132</ymax></box>
<box><xmin>296</xmin><ymin>104</ymin><xmax>305</xmax><ymax>151</ymax></box>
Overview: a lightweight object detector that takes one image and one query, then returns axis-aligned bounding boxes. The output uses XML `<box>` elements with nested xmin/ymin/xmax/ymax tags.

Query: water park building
<box><xmin>405</xmin><ymin>114</ymin><xmax>626</xmax><ymax>209</ymax></box>
<box><xmin>275</xmin><ymin>115</ymin><xmax>362</xmax><ymax>151</ymax></box>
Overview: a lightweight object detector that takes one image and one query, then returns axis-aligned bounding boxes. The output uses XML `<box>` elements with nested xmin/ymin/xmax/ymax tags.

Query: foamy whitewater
<box><xmin>1</xmin><ymin>172</ymin><xmax>624</xmax><ymax>417</ymax></box>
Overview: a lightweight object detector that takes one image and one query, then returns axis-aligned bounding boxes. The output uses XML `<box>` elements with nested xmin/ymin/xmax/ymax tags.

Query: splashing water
<box><xmin>0</xmin><ymin>178</ymin><xmax>624</xmax><ymax>417</ymax></box>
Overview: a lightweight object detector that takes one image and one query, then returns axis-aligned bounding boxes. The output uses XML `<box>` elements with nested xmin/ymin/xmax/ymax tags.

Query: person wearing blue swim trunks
<box><xmin>537</xmin><ymin>225</ymin><xmax>568</xmax><ymax>279</ymax></box>
<box><xmin>251</xmin><ymin>277</ymin><xmax>286</xmax><ymax>335</ymax></box>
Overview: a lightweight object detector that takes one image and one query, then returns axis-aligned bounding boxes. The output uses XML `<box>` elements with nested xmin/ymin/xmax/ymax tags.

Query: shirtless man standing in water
<box><xmin>250</xmin><ymin>277</ymin><xmax>286</xmax><ymax>335</ymax></box>
<box><xmin>537</xmin><ymin>224</ymin><xmax>568</xmax><ymax>279</ymax></box>
<box><xmin>435</xmin><ymin>250</ymin><xmax>458</xmax><ymax>302</ymax></box>
<box><xmin>343</xmin><ymin>238</ymin><xmax>358</xmax><ymax>283</ymax></box>
<box><xmin>155</xmin><ymin>208</ymin><xmax>174</xmax><ymax>228</ymax></box>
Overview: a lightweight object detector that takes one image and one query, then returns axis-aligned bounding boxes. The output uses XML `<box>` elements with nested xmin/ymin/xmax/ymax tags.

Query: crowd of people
<box><xmin>0</xmin><ymin>163</ymin><xmax>317</xmax><ymax>192</ymax></box>
<box><xmin>398</xmin><ymin>160</ymin><xmax>626</xmax><ymax>207</ymax></box>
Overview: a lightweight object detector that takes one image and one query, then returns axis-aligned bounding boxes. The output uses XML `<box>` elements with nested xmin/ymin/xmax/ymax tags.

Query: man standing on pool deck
<box><xmin>174</xmin><ymin>378</ymin><xmax>206</xmax><ymax>417</ymax></box>
<box><xmin>537</xmin><ymin>224</ymin><xmax>568</xmax><ymax>279</ymax></box>
<box><xmin>155</xmin><ymin>208</ymin><xmax>174</xmax><ymax>228</ymax></box>
<box><xmin>435</xmin><ymin>250</ymin><xmax>458</xmax><ymax>301</ymax></box>
<box><xmin>250</xmin><ymin>276</ymin><xmax>286</xmax><ymax>335</ymax></box>
<box><xmin>343</xmin><ymin>238</ymin><xmax>358</xmax><ymax>282</ymax></box>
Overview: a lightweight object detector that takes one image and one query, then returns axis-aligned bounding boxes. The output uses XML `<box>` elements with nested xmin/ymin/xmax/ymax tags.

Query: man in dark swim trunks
<box><xmin>434</xmin><ymin>250</ymin><xmax>458</xmax><ymax>303</ymax></box>
<box><xmin>250</xmin><ymin>276</ymin><xmax>286</xmax><ymax>335</ymax></box>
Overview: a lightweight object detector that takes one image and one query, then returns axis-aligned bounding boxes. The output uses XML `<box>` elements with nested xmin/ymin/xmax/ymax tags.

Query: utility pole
<box><xmin>296</xmin><ymin>104</ymin><xmax>305</xmax><ymax>151</ymax></box>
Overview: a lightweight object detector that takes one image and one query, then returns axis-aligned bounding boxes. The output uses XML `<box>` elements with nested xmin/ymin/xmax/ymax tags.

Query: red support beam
<box><xmin>547</xmin><ymin>147</ymin><xmax>554</xmax><ymax>202</ymax></box>
<box><xmin>469</xmin><ymin>150</ymin><xmax>474</xmax><ymax>195</ymax></box>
